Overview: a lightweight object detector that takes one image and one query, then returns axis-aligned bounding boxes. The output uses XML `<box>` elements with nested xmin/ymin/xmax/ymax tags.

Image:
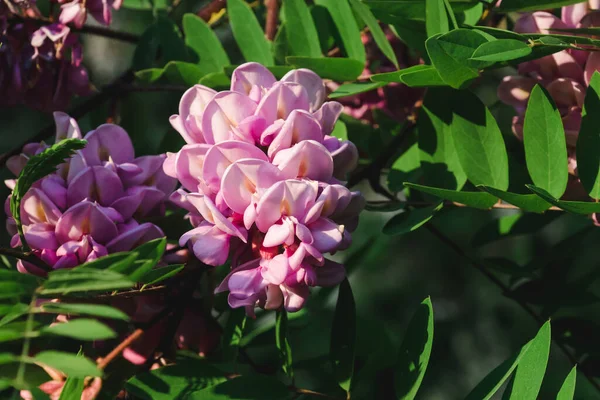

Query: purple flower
<box><xmin>165</xmin><ymin>63</ymin><xmax>364</xmax><ymax>314</ymax></box>
<box><xmin>6</xmin><ymin>112</ymin><xmax>176</xmax><ymax>275</ymax></box>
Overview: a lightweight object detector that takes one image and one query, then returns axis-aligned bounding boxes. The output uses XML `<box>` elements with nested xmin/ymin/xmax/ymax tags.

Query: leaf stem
<box><xmin>15</xmin><ymin>295</ymin><xmax>37</xmax><ymax>387</ymax></box>
<box><xmin>0</xmin><ymin>247</ymin><xmax>50</xmax><ymax>272</ymax></box>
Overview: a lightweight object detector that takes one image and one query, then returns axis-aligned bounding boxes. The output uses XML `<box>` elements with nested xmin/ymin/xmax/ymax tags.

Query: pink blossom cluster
<box><xmin>163</xmin><ymin>62</ymin><xmax>364</xmax><ymax>314</ymax></box>
<box><xmin>498</xmin><ymin>1</ymin><xmax>600</xmax><ymax>160</ymax></box>
<box><xmin>5</xmin><ymin>112</ymin><xmax>176</xmax><ymax>275</ymax></box>
<box><xmin>331</xmin><ymin>29</ymin><xmax>423</xmax><ymax>124</ymax></box>
<box><xmin>1</xmin><ymin>5</ymin><xmax>91</xmax><ymax>111</ymax></box>
<box><xmin>58</xmin><ymin>0</ymin><xmax>122</xmax><ymax>28</ymax></box>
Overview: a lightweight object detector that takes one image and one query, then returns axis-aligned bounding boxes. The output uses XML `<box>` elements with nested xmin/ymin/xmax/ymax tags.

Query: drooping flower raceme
<box><xmin>5</xmin><ymin>112</ymin><xmax>177</xmax><ymax>275</ymax></box>
<box><xmin>163</xmin><ymin>62</ymin><xmax>364</xmax><ymax>314</ymax></box>
<box><xmin>498</xmin><ymin>2</ymin><xmax>600</xmax><ymax>152</ymax></box>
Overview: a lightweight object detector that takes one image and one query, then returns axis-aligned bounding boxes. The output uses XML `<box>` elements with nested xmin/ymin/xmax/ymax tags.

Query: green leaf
<box><xmin>121</xmin><ymin>0</ymin><xmax>168</xmax><ymax>10</ymax></box>
<box><xmin>155</xmin><ymin>16</ymin><xmax>189</xmax><ymax>64</ymax></box>
<box><xmin>383</xmin><ymin>203</ymin><xmax>443</xmax><ymax>235</ymax></box>
<box><xmin>286</xmin><ymin>56</ymin><xmax>364</xmax><ymax>81</ymax></box>
<box><xmin>10</xmin><ymin>139</ymin><xmax>87</xmax><ymax>251</ymax></box>
<box><xmin>227</xmin><ymin>0</ymin><xmax>274</xmax><ymax>65</ymax></box>
<box><xmin>450</xmin><ymin>90</ymin><xmax>509</xmax><ymax>189</ymax></box>
<box><xmin>365</xmin><ymin>0</ymin><xmax>480</xmax><ymax>19</ymax></box>
<box><xmin>400</xmin><ymin>65</ymin><xmax>447</xmax><ymax>87</ymax></box>
<box><xmin>41</xmin><ymin>319</ymin><xmax>117</xmax><ymax>341</ymax></box>
<box><xmin>577</xmin><ymin>72</ymin><xmax>600</xmax><ymax>199</ymax></box>
<box><xmin>163</xmin><ymin>61</ymin><xmax>205</xmax><ymax>85</ymax></box>
<box><xmin>477</xmin><ymin>186</ymin><xmax>551</xmax><ymax>213</ymax></box>
<box><xmin>135</xmin><ymin>68</ymin><xmax>165</xmax><ymax>83</ymax></box>
<box><xmin>388</xmin><ymin>142</ymin><xmax>422</xmax><ymax>192</ymax></box>
<box><xmin>140</xmin><ymin>264</ymin><xmax>184</xmax><ymax>286</ymax></box>
<box><xmin>185</xmin><ymin>375</ymin><xmax>289</xmax><ymax>400</ymax></box>
<box><xmin>330</xmin><ymin>82</ymin><xmax>386</xmax><ymax>99</ymax></box>
<box><xmin>503</xmin><ymin>321</ymin><xmax>550</xmax><ymax>399</ymax></box>
<box><xmin>113</xmin><ymin>238</ymin><xmax>166</xmax><ymax>282</ymax></box>
<box><xmin>526</xmin><ymin>185</ymin><xmax>600</xmax><ymax>214</ymax></box>
<box><xmin>80</xmin><ymin>252</ymin><xmax>138</xmax><ymax>270</ymax></box>
<box><xmin>499</xmin><ymin>0</ymin><xmax>590</xmax><ymax>12</ymax></box>
<box><xmin>33</xmin><ymin>351</ymin><xmax>101</xmax><ymax>378</ymax></box>
<box><xmin>395</xmin><ymin>297</ymin><xmax>434</xmax><ymax>400</ymax></box>
<box><xmin>370</xmin><ymin>65</ymin><xmax>432</xmax><ymax>83</ymax></box>
<box><xmin>58</xmin><ymin>376</ymin><xmax>85</xmax><ymax>400</ymax></box>
<box><xmin>405</xmin><ymin>183</ymin><xmax>498</xmax><ymax>209</ymax></box>
<box><xmin>183</xmin><ymin>14</ymin><xmax>230</xmax><ymax>73</ymax></box>
<box><xmin>40</xmin><ymin>303</ymin><xmax>129</xmax><ymax>321</ymax></box>
<box><xmin>283</xmin><ymin>0</ymin><xmax>322</xmax><ymax>57</ymax></box>
<box><xmin>425</xmin><ymin>29</ymin><xmax>489</xmax><ymax>89</ymax></box>
<box><xmin>41</xmin><ymin>269</ymin><xmax>134</xmax><ymax>295</ymax></box>
<box><xmin>199</xmin><ymin>72</ymin><xmax>231</xmax><ymax>89</ymax></box>
<box><xmin>464</xmin><ymin>342</ymin><xmax>532</xmax><ymax>400</ymax></box>
<box><xmin>221</xmin><ymin>308</ymin><xmax>246</xmax><ymax>363</ymax></box>
<box><xmin>0</xmin><ymin>303</ymin><xmax>29</xmax><ymax>327</ymax></box>
<box><xmin>556</xmin><ymin>366</ymin><xmax>577</xmax><ymax>400</ymax></box>
<box><xmin>275</xmin><ymin>309</ymin><xmax>294</xmax><ymax>380</ymax></box>
<box><xmin>426</xmin><ymin>0</ymin><xmax>449</xmax><ymax>37</ymax></box>
<box><xmin>330</xmin><ymin>278</ymin><xmax>356</xmax><ymax>392</ymax></box>
<box><xmin>418</xmin><ymin>88</ymin><xmax>466</xmax><ymax>190</ymax></box>
<box><xmin>126</xmin><ymin>358</ymin><xmax>227</xmax><ymax>400</ymax></box>
<box><xmin>469</xmin><ymin>39</ymin><xmax>532</xmax><ymax>64</ymax></box>
<box><xmin>523</xmin><ymin>85</ymin><xmax>568</xmax><ymax>198</ymax></box>
<box><xmin>315</xmin><ymin>0</ymin><xmax>365</xmax><ymax>63</ymax></box>
<box><xmin>349</xmin><ymin>0</ymin><xmax>399</xmax><ymax>67</ymax></box>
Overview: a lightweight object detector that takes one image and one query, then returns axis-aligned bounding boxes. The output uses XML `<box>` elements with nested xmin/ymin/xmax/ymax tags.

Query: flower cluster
<box><xmin>58</xmin><ymin>0</ymin><xmax>122</xmax><ymax>28</ymax></box>
<box><xmin>1</xmin><ymin>5</ymin><xmax>91</xmax><ymax>111</ymax></box>
<box><xmin>498</xmin><ymin>1</ymin><xmax>600</xmax><ymax>155</ymax></box>
<box><xmin>331</xmin><ymin>29</ymin><xmax>423</xmax><ymax>124</ymax></box>
<box><xmin>5</xmin><ymin>112</ymin><xmax>176</xmax><ymax>275</ymax></box>
<box><xmin>164</xmin><ymin>62</ymin><xmax>364</xmax><ymax>314</ymax></box>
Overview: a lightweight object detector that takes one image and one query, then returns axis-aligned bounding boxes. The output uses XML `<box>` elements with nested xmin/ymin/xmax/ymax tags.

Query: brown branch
<box><xmin>264</xmin><ymin>0</ymin><xmax>279</xmax><ymax>41</ymax></box>
<box><xmin>0</xmin><ymin>247</ymin><xmax>50</xmax><ymax>272</ymax></box>
<box><xmin>97</xmin><ymin>304</ymin><xmax>174</xmax><ymax>370</ymax></box>
<box><xmin>197</xmin><ymin>0</ymin><xmax>226</xmax><ymax>21</ymax></box>
<box><xmin>293</xmin><ymin>387</ymin><xmax>343</xmax><ymax>400</ymax></box>
<box><xmin>426</xmin><ymin>224</ymin><xmax>600</xmax><ymax>395</ymax></box>
<box><xmin>7</xmin><ymin>15</ymin><xmax>140</xmax><ymax>43</ymax></box>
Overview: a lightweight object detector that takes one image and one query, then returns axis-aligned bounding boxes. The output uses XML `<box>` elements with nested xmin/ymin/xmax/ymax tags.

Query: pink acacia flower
<box><xmin>164</xmin><ymin>62</ymin><xmax>364</xmax><ymax>314</ymax></box>
<box><xmin>0</xmin><ymin>14</ymin><xmax>91</xmax><ymax>111</ymax></box>
<box><xmin>58</xmin><ymin>0</ymin><xmax>123</xmax><ymax>28</ymax></box>
<box><xmin>5</xmin><ymin>112</ymin><xmax>176</xmax><ymax>275</ymax></box>
<box><xmin>498</xmin><ymin>3</ymin><xmax>600</xmax><ymax>150</ymax></box>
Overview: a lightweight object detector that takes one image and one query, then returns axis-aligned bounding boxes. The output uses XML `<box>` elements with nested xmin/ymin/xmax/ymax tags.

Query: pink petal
<box><xmin>202</xmin><ymin>140</ymin><xmax>268</xmax><ymax>192</ymax></box>
<box><xmin>67</xmin><ymin>166</ymin><xmax>124</xmax><ymax>207</ymax></box>
<box><xmin>55</xmin><ymin>201</ymin><xmax>118</xmax><ymax>244</ymax></box>
<box><xmin>309</xmin><ymin>217</ymin><xmax>343</xmax><ymax>253</ymax></box>
<box><xmin>313</xmin><ymin>101</ymin><xmax>344</xmax><ymax>135</ymax></box>
<box><xmin>273</xmin><ymin>140</ymin><xmax>334</xmax><ymax>181</ymax></box>
<box><xmin>106</xmin><ymin>222</ymin><xmax>164</xmax><ymax>252</ymax></box>
<box><xmin>201</xmin><ymin>91</ymin><xmax>258</xmax><ymax>144</ymax></box>
<box><xmin>53</xmin><ymin>111</ymin><xmax>82</xmax><ymax>141</ymax></box>
<box><xmin>267</xmin><ymin>109</ymin><xmax>323</xmax><ymax>158</ymax></box>
<box><xmin>281</xmin><ymin>68</ymin><xmax>326</xmax><ymax>112</ymax></box>
<box><xmin>255</xmin><ymin>82</ymin><xmax>310</xmax><ymax>125</ymax></box>
<box><xmin>261</xmin><ymin>254</ymin><xmax>290</xmax><ymax>285</ymax></box>
<box><xmin>221</xmin><ymin>158</ymin><xmax>282</xmax><ymax>214</ymax></box>
<box><xmin>231</xmin><ymin>62</ymin><xmax>277</xmax><ymax>96</ymax></box>
<box><xmin>82</xmin><ymin>124</ymin><xmax>135</xmax><ymax>164</ymax></box>
<box><xmin>263</xmin><ymin>219</ymin><xmax>295</xmax><ymax>248</ymax></box>
<box><xmin>314</xmin><ymin>258</ymin><xmax>345</xmax><ymax>287</ymax></box>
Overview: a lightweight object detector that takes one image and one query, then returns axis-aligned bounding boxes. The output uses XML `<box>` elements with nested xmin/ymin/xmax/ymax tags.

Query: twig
<box><xmin>7</xmin><ymin>15</ymin><xmax>140</xmax><ymax>43</ymax></box>
<box><xmin>197</xmin><ymin>0</ymin><xmax>226</xmax><ymax>21</ymax></box>
<box><xmin>293</xmin><ymin>387</ymin><xmax>343</xmax><ymax>400</ymax></box>
<box><xmin>265</xmin><ymin>0</ymin><xmax>279</xmax><ymax>41</ymax></box>
<box><xmin>15</xmin><ymin>295</ymin><xmax>38</xmax><ymax>385</ymax></box>
<box><xmin>426</xmin><ymin>224</ymin><xmax>600</xmax><ymax>394</ymax></box>
<box><xmin>0</xmin><ymin>247</ymin><xmax>50</xmax><ymax>272</ymax></box>
<box><xmin>96</xmin><ymin>303</ymin><xmax>174</xmax><ymax>370</ymax></box>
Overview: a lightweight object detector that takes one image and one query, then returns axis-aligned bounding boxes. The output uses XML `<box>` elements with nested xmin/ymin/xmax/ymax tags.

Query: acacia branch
<box><xmin>426</xmin><ymin>224</ymin><xmax>600</xmax><ymax>394</ymax></box>
<box><xmin>197</xmin><ymin>0</ymin><xmax>226</xmax><ymax>21</ymax></box>
<box><xmin>265</xmin><ymin>0</ymin><xmax>279</xmax><ymax>41</ymax></box>
<box><xmin>0</xmin><ymin>247</ymin><xmax>51</xmax><ymax>272</ymax></box>
<box><xmin>7</xmin><ymin>15</ymin><xmax>140</xmax><ymax>43</ymax></box>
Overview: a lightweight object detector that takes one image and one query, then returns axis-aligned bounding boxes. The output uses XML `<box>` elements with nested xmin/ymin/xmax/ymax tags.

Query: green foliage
<box><xmin>227</xmin><ymin>0</ymin><xmax>274</xmax><ymax>65</ymax></box>
<box><xmin>523</xmin><ymin>85</ymin><xmax>568</xmax><ymax>198</ymax></box>
<box><xmin>10</xmin><ymin>139</ymin><xmax>87</xmax><ymax>251</ymax></box>
<box><xmin>33</xmin><ymin>351</ymin><xmax>102</xmax><ymax>378</ymax></box>
<box><xmin>282</xmin><ymin>0</ymin><xmax>322</xmax><ymax>57</ymax></box>
<box><xmin>425</xmin><ymin>0</ymin><xmax>449</xmax><ymax>37</ymax></box>
<box><xmin>577</xmin><ymin>72</ymin><xmax>600</xmax><ymax>199</ymax></box>
<box><xmin>557</xmin><ymin>366</ymin><xmax>577</xmax><ymax>400</ymax></box>
<box><xmin>183</xmin><ymin>14</ymin><xmax>231</xmax><ymax>73</ymax></box>
<box><xmin>330</xmin><ymin>278</ymin><xmax>356</xmax><ymax>392</ymax></box>
<box><xmin>395</xmin><ymin>297</ymin><xmax>434</xmax><ymax>400</ymax></box>
<box><xmin>315</xmin><ymin>0</ymin><xmax>365</xmax><ymax>63</ymax></box>
<box><xmin>383</xmin><ymin>203</ymin><xmax>443</xmax><ymax>235</ymax></box>
<box><xmin>286</xmin><ymin>56</ymin><xmax>364</xmax><ymax>81</ymax></box>
<box><xmin>275</xmin><ymin>309</ymin><xmax>294</xmax><ymax>380</ymax></box>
